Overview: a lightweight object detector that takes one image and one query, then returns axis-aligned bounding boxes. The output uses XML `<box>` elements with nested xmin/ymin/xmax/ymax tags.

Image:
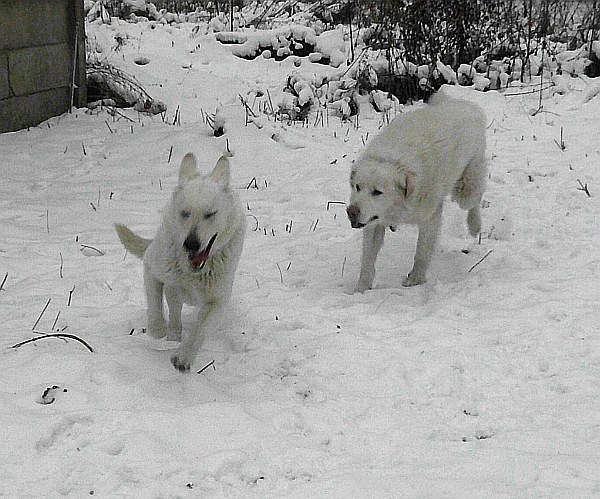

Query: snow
<box><xmin>2</xmin><ymin>18</ymin><xmax>600</xmax><ymax>498</ymax></box>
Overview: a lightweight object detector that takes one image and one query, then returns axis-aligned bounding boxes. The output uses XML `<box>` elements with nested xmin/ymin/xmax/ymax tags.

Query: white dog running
<box><xmin>347</xmin><ymin>92</ymin><xmax>487</xmax><ymax>291</ymax></box>
<box><xmin>116</xmin><ymin>153</ymin><xmax>245</xmax><ymax>371</ymax></box>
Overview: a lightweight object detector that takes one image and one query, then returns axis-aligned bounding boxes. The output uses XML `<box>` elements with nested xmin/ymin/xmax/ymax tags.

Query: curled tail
<box><xmin>115</xmin><ymin>224</ymin><xmax>152</xmax><ymax>259</ymax></box>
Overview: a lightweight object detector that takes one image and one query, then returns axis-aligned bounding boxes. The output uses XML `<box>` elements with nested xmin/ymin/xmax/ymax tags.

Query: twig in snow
<box><xmin>11</xmin><ymin>333</ymin><xmax>94</xmax><ymax>353</ymax></box>
<box><xmin>197</xmin><ymin>359</ymin><xmax>215</xmax><ymax>374</ymax></box>
<box><xmin>112</xmin><ymin>108</ymin><xmax>135</xmax><ymax>123</ymax></box>
<box><xmin>0</xmin><ymin>272</ymin><xmax>8</xmax><ymax>291</ymax></box>
<box><xmin>468</xmin><ymin>249</ymin><xmax>493</xmax><ymax>273</ymax></box>
<box><xmin>238</xmin><ymin>94</ymin><xmax>257</xmax><ymax>118</ymax></box>
<box><xmin>276</xmin><ymin>262</ymin><xmax>283</xmax><ymax>284</ymax></box>
<box><xmin>266</xmin><ymin>89</ymin><xmax>275</xmax><ymax>114</ymax></box>
<box><xmin>503</xmin><ymin>82</ymin><xmax>555</xmax><ymax>96</ymax></box>
<box><xmin>341</xmin><ymin>256</ymin><xmax>346</xmax><ymax>277</ymax></box>
<box><xmin>51</xmin><ymin>311</ymin><xmax>61</xmax><ymax>331</ymax></box>
<box><xmin>577</xmin><ymin>179</ymin><xmax>591</xmax><ymax>197</ymax></box>
<box><xmin>59</xmin><ymin>252</ymin><xmax>64</xmax><ymax>278</ymax></box>
<box><xmin>553</xmin><ymin>127</ymin><xmax>565</xmax><ymax>151</ymax></box>
<box><xmin>68</xmin><ymin>285</ymin><xmax>75</xmax><ymax>307</ymax></box>
<box><xmin>326</xmin><ymin>201</ymin><xmax>346</xmax><ymax>211</ymax></box>
<box><xmin>247</xmin><ymin>214</ymin><xmax>259</xmax><ymax>231</ymax></box>
<box><xmin>168</xmin><ymin>145</ymin><xmax>173</xmax><ymax>163</ymax></box>
<box><xmin>46</xmin><ymin>210</ymin><xmax>50</xmax><ymax>234</ymax></box>
<box><xmin>32</xmin><ymin>298</ymin><xmax>51</xmax><ymax>331</ymax></box>
<box><xmin>80</xmin><ymin>244</ymin><xmax>104</xmax><ymax>256</ymax></box>
<box><xmin>375</xmin><ymin>293</ymin><xmax>392</xmax><ymax>312</ymax></box>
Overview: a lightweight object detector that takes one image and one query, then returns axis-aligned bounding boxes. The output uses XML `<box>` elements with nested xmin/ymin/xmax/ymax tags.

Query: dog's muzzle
<box><xmin>183</xmin><ymin>232</ymin><xmax>218</xmax><ymax>270</ymax></box>
<box><xmin>346</xmin><ymin>205</ymin><xmax>378</xmax><ymax>229</ymax></box>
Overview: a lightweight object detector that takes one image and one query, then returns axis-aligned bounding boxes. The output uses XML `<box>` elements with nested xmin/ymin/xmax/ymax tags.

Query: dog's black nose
<box><xmin>347</xmin><ymin>205</ymin><xmax>363</xmax><ymax>228</ymax></box>
<box><xmin>347</xmin><ymin>205</ymin><xmax>360</xmax><ymax>220</ymax></box>
<box><xmin>183</xmin><ymin>232</ymin><xmax>200</xmax><ymax>253</ymax></box>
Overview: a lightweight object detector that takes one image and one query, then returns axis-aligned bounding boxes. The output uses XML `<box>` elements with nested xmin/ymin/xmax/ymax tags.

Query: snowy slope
<box><xmin>1</xmin><ymin>20</ymin><xmax>600</xmax><ymax>497</ymax></box>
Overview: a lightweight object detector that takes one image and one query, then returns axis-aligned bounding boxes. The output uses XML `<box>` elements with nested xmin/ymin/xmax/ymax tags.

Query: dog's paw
<box><xmin>402</xmin><ymin>273</ymin><xmax>426</xmax><ymax>287</ymax></box>
<box><xmin>353</xmin><ymin>281</ymin><xmax>370</xmax><ymax>293</ymax></box>
<box><xmin>170</xmin><ymin>347</ymin><xmax>197</xmax><ymax>373</ymax></box>
<box><xmin>170</xmin><ymin>352</ymin><xmax>190</xmax><ymax>372</ymax></box>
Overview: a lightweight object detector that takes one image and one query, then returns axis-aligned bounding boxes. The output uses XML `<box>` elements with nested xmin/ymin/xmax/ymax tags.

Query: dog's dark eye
<box><xmin>356</xmin><ymin>184</ymin><xmax>361</xmax><ymax>192</ymax></box>
<box><xmin>372</xmin><ymin>189</ymin><xmax>382</xmax><ymax>196</ymax></box>
<box><xmin>204</xmin><ymin>210</ymin><xmax>217</xmax><ymax>220</ymax></box>
<box><xmin>180</xmin><ymin>210</ymin><xmax>191</xmax><ymax>219</ymax></box>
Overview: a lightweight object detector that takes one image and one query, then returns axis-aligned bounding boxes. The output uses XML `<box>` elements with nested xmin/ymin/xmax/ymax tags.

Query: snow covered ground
<box><xmin>2</xmin><ymin>20</ymin><xmax>600</xmax><ymax>497</ymax></box>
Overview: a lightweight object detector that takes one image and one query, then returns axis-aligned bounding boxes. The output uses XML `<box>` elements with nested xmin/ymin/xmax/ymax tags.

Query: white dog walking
<box><xmin>346</xmin><ymin>92</ymin><xmax>487</xmax><ymax>291</ymax></box>
<box><xmin>116</xmin><ymin>153</ymin><xmax>245</xmax><ymax>371</ymax></box>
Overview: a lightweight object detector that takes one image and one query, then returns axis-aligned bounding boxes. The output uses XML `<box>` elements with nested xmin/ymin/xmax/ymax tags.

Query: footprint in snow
<box><xmin>37</xmin><ymin>385</ymin><xmax>67</xmax><ymax>405</ymax></box>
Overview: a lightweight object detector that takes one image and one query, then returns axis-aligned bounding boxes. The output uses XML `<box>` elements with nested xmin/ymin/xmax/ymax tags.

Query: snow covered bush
<box><xmin>216</xmin><ymin>24</ymin><xmax>346</xmax><ymax>66</ymax></box>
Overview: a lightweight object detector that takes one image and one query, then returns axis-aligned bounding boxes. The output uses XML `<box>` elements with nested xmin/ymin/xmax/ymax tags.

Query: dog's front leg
<box><xmin>171</xmin><ymin>298</ymin><xmax>225</xmax><ymax>372</ymax></box>
<box><xmin>403</xmin><ymin>204</ymin><xmax>443</xmax><ymax>287</ymax></box>
<box><xmin>355</xmin><ymin>224</ymin><xmax>385</xmax><ymax>293</ymax></box>
<box><xmin>143</xmin><ymin>265</ymin><xmax>167</xmax><ymax>338</ymax></box>
<box><xmin>164</xmin><ymin>286</ymin><xmax>183</xmax><ymax>341</ymax></box>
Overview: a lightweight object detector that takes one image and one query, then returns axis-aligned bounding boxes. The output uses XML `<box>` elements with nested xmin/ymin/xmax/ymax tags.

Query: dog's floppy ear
<box><xmin>179</xmin><ymin>153</ymin><xmax>199</xmax><ymax>184</ymax></box>
<box><xmin>209</xmin><ymin>156</ymin><xmax>231</xmax><ymax>188</ymax></box>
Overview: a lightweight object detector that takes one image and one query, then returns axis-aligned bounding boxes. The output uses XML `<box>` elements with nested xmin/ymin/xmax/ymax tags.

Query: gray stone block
<box><xmin>9</xmin><ymin>44</ymin><xmax>72</xmax><ymax>96</ymax></box>
<box><xmin>0</xmin><ymin>53</ymin><xmax>10</xmax><ymax>99</ymax></box>
<box><xmin>0</xmin><ymin>87</ymin><xmax>70</xmax><ymax>133</ymax></box>
<box><xmin>0</xmin><ymin>0</ymin><xmax>70</xmax><ymax>50</ymax></box>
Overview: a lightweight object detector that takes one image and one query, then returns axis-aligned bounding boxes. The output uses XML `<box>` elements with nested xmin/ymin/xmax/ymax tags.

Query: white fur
<box><xmin>347</xmin><ymin>93</ymin><xmax>487</xmax><ymax>291</ymax></box>
<box><xmin>116</xmin><ymin>153</ymin><xmax>245</xmax><ymax>371</ymax></box>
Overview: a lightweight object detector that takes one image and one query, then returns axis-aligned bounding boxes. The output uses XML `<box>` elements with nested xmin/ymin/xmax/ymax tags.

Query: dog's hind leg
<box><xmin>467</xmin><ymin>205</ymin><xmax>482</xmax><ymax>236</ymax></box>
<box><xmin>454</xmin><ymin>154</ymin><xmax>486</xmax><ymax>237</ymax></box>
<box><xmin>143</xmin><ymin>265</ymin><xmax>167</xmax><ymax>339</ymax></box>
<box><xmin>164</xmin><ymin>286</ymin><xmax>183</xmax><ymax>341</ymax></box>
<box><xmin>403</xmin><ymin>204</ymin><xmax>443</xmax><ymax>287</ymax></box>
<box><xmin>355</xmin><ymin>224</ymin><xmax>385</xmax><ymax>293</ymax></box>
<box><xmin>453</xmin><ymin>150</ymin><xmax>487</xmax><ymax>204</ymax></box>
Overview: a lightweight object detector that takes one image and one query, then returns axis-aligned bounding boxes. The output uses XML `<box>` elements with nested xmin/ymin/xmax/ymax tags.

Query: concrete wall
<box><xmin>0</xmin><ymin>0</ymin><xmax>86</xmax><ymax>133</ymax></box>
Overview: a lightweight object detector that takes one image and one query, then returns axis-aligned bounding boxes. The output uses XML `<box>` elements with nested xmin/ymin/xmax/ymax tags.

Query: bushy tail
<box><xmin>115</xmin><ymin>224</ymin><xmax>152</xmax><ymax>259</ymax></box>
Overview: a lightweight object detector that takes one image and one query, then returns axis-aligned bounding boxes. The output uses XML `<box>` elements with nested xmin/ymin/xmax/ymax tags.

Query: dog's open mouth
<box><xmin>350</xmin><ymin>215</ymin><xmax>379</xmax><ymax>229</ymax></box>
<box><xmin>189</xmin><ymin>233</ymin><xmax>218</xmax><ymax>270</ymax></box>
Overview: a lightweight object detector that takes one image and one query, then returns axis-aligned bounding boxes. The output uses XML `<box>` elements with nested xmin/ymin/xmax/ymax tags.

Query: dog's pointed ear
<box><xmin>210</xmin><ymin>156</ymin><xmax>231</xmax><ymax>188</ymax></box>
<box><xmin>179</xmin><ymin>153</ymin><xmax>199</xmax><ymax>184</ymax></box>
<box><xmin>396</xmin><ymin>171</ymin><xmax>416</xmax><ymax>199</ymax></box>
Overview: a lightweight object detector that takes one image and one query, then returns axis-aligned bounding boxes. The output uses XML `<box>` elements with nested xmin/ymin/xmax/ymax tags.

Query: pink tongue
<box><xmin>191</xmin><ymin>251</ymin><xmax>209</xmax><ymax>268</ymax></box>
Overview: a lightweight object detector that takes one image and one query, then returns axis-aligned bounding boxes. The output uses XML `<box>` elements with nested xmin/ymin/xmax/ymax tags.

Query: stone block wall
<box><xmin>0</xmin><ymin>0</ymin><xmax>86</xmax><ymax>133</ymax></box>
